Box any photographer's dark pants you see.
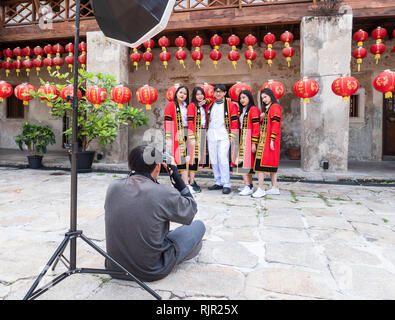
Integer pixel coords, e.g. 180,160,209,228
167,220,205,264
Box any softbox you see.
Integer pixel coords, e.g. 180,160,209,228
90,0,176,48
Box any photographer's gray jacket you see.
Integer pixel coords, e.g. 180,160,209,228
104,174,197,282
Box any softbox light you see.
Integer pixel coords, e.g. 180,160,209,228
90,0,176,48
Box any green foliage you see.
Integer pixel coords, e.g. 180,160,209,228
15,122,56,155
31,69,149,151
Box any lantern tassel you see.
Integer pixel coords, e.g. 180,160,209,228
247,60,252,70
0,98,3,102
118,104,123,109
375,54,380,64
94,104,100,109
303,98,310,104
196,61,201,69
232,61,237,70
146,104,151,110
385,92,393,99
342,96,349,102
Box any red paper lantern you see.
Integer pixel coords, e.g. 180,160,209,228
33,46,44,58
209,49,222,68
353,29,368,47
227,35,240,50
143,39,155,51
263,33,276,48
263,48,276,66
3,48,13,61
79,42,87,54
78,54,87,69
142,51,154,70
86,86,107,109
200,83,215,100
13,60,24,76
60,85,82,104
175,36,187,49
136,84,158,110
192,50,203,69
352,47,368,72
158,36,170,49
14,83,36,105
331,75,359,101
13,47,22,60
33,58,44,75
22,59,33,76
282,46,295,67
373,70,395,99
110,85,132,109
261,80,285,100
370,42,386,64
175,49,187,68
371,26,387,43
293,77,319,103
280,31,294,47
65,55,74,71
22,46,33,59
210,34,223,49
166,84,181,102
192,36,204,48
244,49,257,70
244,34,257,48
130,49,142,71
229,82,252,102
65,43,75,55
44,44,53,57
0,81,13,102
159,51,171,68
44,57,53,72
3,61,13,77
52,43,64,56
53,56,64,71
38,83,59,107
228,50,240,69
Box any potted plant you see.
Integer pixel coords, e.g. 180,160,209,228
32,69,149,171
15,122,56,169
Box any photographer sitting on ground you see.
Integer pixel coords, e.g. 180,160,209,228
104,145,205,282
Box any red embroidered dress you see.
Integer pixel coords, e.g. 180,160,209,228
187,102,209,171
235,106,261,174
164,101,188,170
254,103,282,172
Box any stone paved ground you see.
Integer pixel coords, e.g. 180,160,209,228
1,167,395,300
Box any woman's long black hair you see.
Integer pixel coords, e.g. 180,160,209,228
260,88,278,110
173,85,190,107
238,90,256,115
191,86,205,107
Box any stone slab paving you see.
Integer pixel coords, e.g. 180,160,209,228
1,167,395,300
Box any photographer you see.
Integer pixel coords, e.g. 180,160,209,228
104,145,205,282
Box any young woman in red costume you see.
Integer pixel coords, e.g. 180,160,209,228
252,87,282,198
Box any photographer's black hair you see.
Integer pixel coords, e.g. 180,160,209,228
173,85,190,107
260,87,279,109
238,90,256,115
191,86,205,106
128,145,162,173
214,84,227,92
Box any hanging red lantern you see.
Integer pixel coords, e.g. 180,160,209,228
244,34,257,69
166,83,181,102
38,83,59,107
22,59,33,76
13,60,24,76
370,42,386,64
13,47,22,60
158,36,170,49
371,26,387,43
3,61,13,77
33,46,44,58
192,36,204,48
60,85,82,104
158,36,171,69
229,82,252,102
3,48,13,61
86,86,107,109
209,49,222,68
44,57,53,72
44,44,53,58
200,82,215,100
65,55,74,71
53,56,64,71
143,39,155,51
227,34,240,50
142,51,154,70
136,84,158,110
353,29,368,47
0,81,13,102
228,50,240,69
244,34,257,48
14,83,36,105
175,49,187,68
33,58,44,76
52,43,64,57
293,77,319,103
78,54,87,70
22,46,33,59
227,34,240,69
331,75,359,101
263,33,276,49
352,47,368,72
210,34,223,50
263,48,276,67
192,36,204,68
130,48,142,71
175,36,187,49
373,70,395,99
79,41,87,55
282,46,295,67
65,43,75,55
110,85,132,109
280,31,294,47
261,80,285,100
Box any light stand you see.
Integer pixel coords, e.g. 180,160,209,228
23,0,161,300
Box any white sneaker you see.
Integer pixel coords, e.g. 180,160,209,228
265,187,280,195
252,188,266,198
239,186,253,196
187,185,197,194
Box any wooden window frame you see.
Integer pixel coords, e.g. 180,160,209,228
349,88,365,128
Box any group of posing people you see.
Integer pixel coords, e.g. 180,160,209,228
164,84,282,198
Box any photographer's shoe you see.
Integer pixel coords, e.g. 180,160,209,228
208,184,223,191
222,187,231,194
187,185,197,194
191,181,202,193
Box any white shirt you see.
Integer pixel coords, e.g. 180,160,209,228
239,107,247,125
200,106,206,128
180,102,188,127
207,100,228,141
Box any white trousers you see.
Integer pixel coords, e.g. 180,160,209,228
208,138,231,188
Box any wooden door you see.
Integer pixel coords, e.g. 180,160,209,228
383,95,395,156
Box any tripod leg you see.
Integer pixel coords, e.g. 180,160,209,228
79,233,162,300
23,235,71,300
